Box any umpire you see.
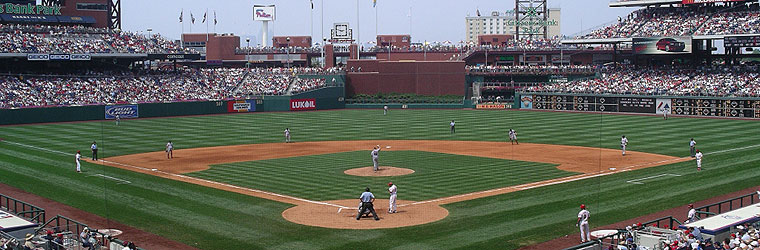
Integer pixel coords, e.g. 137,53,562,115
356,187,380,221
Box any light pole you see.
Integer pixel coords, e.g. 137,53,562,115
147,28,152,37
286,37,291,68
246,38,250,69
322,37,327,68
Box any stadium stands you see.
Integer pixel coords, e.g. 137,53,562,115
0,68,333,108
526,65,760,97
0,24,194,54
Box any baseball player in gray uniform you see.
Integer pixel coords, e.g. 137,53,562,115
166,141,173,159
371,145,381,171
621,135,628,156
689,138,697,157
284,128,291,143
509,129,519,145
388,182,397,213
450,120,455,134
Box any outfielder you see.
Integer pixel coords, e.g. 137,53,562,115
388,182,397,214
509,129,519,145
90,141,98,161
166,141,173,159
577,204,590,243
450,120,456,134
689,138,697,157
371,145,381,171
621,135,628,156
284,128,291,143
695,149,703,171
115,114,120,126
75,150,81,173
384,105,388,115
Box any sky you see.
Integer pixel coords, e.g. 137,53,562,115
123,0,640,44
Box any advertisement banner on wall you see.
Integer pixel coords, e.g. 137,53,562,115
227,100,256,113
290,99,316,111
105,105,138,119
476,104,509,110
520,96,533,109
656,99,672,115
619,97,656,113
682,0,746,4
633,37,692,54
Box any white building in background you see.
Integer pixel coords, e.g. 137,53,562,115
465,8,561,44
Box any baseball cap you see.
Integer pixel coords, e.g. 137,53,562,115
580,204,586,209
388,182,393,186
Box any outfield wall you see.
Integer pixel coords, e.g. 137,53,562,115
0,86,345,125
516,92,760,118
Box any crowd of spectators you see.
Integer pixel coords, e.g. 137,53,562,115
526,65,760,97
0,67,334,108
467,65,597,75
580,4,760,39
0,24,194,54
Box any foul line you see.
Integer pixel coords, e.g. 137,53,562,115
626,174,681,185
5,140,760,210
88,174,131,185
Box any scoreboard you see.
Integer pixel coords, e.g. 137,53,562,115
525,94,760,118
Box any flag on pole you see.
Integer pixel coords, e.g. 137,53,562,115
373,0,377,7
190,12,195,24
179,9,183,23
214,11,217,25
311,0,314,9
202,11,207,23
476,9,481,16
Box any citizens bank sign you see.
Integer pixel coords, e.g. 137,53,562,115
290,99,316,111
0,4,62,15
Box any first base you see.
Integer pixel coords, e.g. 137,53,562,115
386,146,391,149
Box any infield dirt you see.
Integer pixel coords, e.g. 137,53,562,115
95,140,688,229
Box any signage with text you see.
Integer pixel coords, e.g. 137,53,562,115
0,3,61,15
27,54,91,61
227,100,256,113
105,105,139,119
290,99,316,111
633,37,692,55
476,104,510,110
253,5,275,21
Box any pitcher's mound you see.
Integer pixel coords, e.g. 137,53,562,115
344,166,415,177
282,199,448,229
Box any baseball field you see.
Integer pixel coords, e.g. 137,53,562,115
1,109,759,249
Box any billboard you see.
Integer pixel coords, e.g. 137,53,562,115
619,97,655,113
27,54,91,61
290,99,316,111
227,100,256,113
253,5,275,21
656,99,672,115
476,104,509,110
633,37,692,55
105,105,139,119
725,36,760,47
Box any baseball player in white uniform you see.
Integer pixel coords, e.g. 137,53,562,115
115,114,120,126
686,204,697,223
509,129,519,145
689,138,697,157
284,128,291,143
371,145,381,171
388,182,397,213
166,141,173,159
75,151,81,172
621,135,628,156
695,150,703,171
577,204,590,243
384,105,388,115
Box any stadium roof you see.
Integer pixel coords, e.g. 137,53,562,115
562,33,760,44
609,0,681,7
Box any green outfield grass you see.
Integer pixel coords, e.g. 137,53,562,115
0,109,759,249
186,150,572,201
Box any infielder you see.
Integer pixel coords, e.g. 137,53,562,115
689,138,697,157
384,105,388,115
166,141,173,159
450,120,456,134
621,135,628,156
75,150,81,173
90,141,98,161
284,128,291,143
577,204,590,243
388,182,397,214
509,129,519,145
695,149,703,171
371,145,381,171
356,187,380,221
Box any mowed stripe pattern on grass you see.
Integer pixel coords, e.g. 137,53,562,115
186,150,574,201
1,109,759,249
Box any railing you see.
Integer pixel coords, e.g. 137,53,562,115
641,215,683,229
0,231,22,250
0,193,45,224
563,229,628,250
694,192,759,221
